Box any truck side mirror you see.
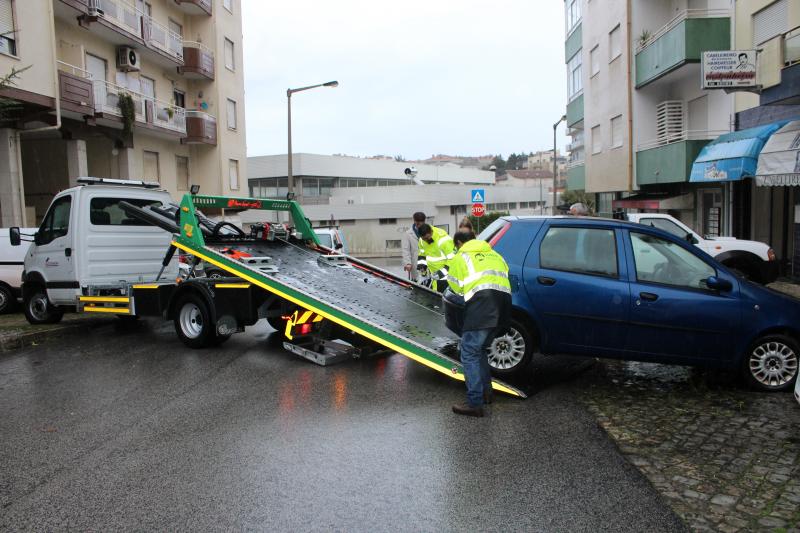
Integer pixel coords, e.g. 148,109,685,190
9,227,20,246
335,242,343,250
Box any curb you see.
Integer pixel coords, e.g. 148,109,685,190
0,317,115,353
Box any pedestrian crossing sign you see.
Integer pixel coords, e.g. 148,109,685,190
471,189,485,203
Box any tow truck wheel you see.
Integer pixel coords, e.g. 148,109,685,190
23,286,63,325
174,294,216,349
487,318,533,378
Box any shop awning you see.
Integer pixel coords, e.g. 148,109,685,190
689,121,789,183
755,120,800,186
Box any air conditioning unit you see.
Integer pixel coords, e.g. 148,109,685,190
117,47,140,72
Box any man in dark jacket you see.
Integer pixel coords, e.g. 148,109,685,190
446,231,512,417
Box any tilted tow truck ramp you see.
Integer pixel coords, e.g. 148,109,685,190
174,194,526,398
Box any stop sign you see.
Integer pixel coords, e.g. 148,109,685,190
471,203,485,217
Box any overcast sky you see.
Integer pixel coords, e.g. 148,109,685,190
241,0,567,160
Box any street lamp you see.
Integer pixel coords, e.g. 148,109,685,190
287,81,338,198
552,114,567,214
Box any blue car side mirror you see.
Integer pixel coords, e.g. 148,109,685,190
706,276,732,292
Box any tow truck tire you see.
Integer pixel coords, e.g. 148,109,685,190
23,286,63,325
486,318,534,378
174,293,216,349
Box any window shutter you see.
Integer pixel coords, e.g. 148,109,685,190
656,100,685,145
753,0,787,46
0,0,15,37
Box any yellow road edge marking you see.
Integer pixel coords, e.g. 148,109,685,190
172,241,523,397
133,284,159,289
84,307,130,314
79,296,130,303
214,283,251,289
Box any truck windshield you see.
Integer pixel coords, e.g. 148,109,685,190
90,198,162,226
315,233,333,248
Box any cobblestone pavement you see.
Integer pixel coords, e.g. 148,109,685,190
577,360,800,532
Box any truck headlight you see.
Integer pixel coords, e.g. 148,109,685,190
767,248,776,261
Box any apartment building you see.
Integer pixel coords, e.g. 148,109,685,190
0,0,247,226
564,0,734,226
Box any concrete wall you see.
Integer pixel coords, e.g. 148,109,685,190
583,0,630,193
0,1,57,100
20,138,68,222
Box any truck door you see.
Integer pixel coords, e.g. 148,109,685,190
31,194,76,304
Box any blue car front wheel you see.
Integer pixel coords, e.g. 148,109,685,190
744,334,799,392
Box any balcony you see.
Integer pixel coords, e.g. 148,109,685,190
142,14,183,63
91,80,187,137
173,0,212,16
635,10,730,88
56,0,185,69
182,111,217,145
566,93,583,127
179,42,214,80
57,61,95,118
566,163,585,191
636,131,726,185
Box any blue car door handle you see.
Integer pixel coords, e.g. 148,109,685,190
537,276,556,286
639,292,658,302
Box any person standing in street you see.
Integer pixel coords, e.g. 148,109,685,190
458,217,473,233
446,231,512,417
402,212,426,281
417,223,456,292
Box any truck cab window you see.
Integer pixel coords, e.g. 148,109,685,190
90,197,162,226
37,196,72,245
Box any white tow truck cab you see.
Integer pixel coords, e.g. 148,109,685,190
625,213,778,284
9,178,177,324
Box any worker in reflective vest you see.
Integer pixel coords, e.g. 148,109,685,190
446,231,511,417
417,223,455,292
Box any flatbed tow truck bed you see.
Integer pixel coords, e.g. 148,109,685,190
79,194,525,398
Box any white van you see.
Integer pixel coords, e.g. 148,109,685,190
0,227,37,313
9,178,177,324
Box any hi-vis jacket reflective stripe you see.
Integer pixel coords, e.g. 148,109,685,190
417,226,455,274
447,239,511,302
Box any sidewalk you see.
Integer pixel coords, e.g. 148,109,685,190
0,313,115,353
768,280,800,300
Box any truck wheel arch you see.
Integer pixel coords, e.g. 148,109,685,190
166,282,217,325
715,250,765,283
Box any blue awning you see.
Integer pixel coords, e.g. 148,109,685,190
690,121,790,183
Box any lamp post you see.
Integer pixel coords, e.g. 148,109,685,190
553,114,566,214
287,81,338,199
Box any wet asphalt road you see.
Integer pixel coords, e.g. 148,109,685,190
0,319,685,532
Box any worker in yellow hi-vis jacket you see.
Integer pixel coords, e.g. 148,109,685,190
446,230,511,417
416,223,455,292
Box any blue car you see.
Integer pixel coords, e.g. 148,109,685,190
447,216,800,392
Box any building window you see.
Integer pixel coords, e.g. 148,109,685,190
0,0,17,56
565,0,581,34
385,240,401,250
229,159,239,190
223,0,233,12
143,151,160,182
176,156,189,190
611,115,623,148
226,99,237,130
591,125,602,154
224,38,235,70
753,0,787,46
339,219,355,225
590,45,600,77
173,89,186,109
379,218,397,225
609,24,621,62
567,50,582,101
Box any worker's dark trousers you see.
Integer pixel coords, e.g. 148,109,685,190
460,328,494,407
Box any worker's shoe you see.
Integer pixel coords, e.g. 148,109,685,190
483,390,494,405
452,403,484,417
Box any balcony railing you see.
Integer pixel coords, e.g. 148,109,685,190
92,79,146,122
147,98,186,134
637,130,729,152
94,0,142,38
636,9,729,53
180,41,214,79
57,61,95,114
183,110,217,145
143,15,183,62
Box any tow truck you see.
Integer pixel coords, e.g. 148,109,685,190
78,193,526,399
